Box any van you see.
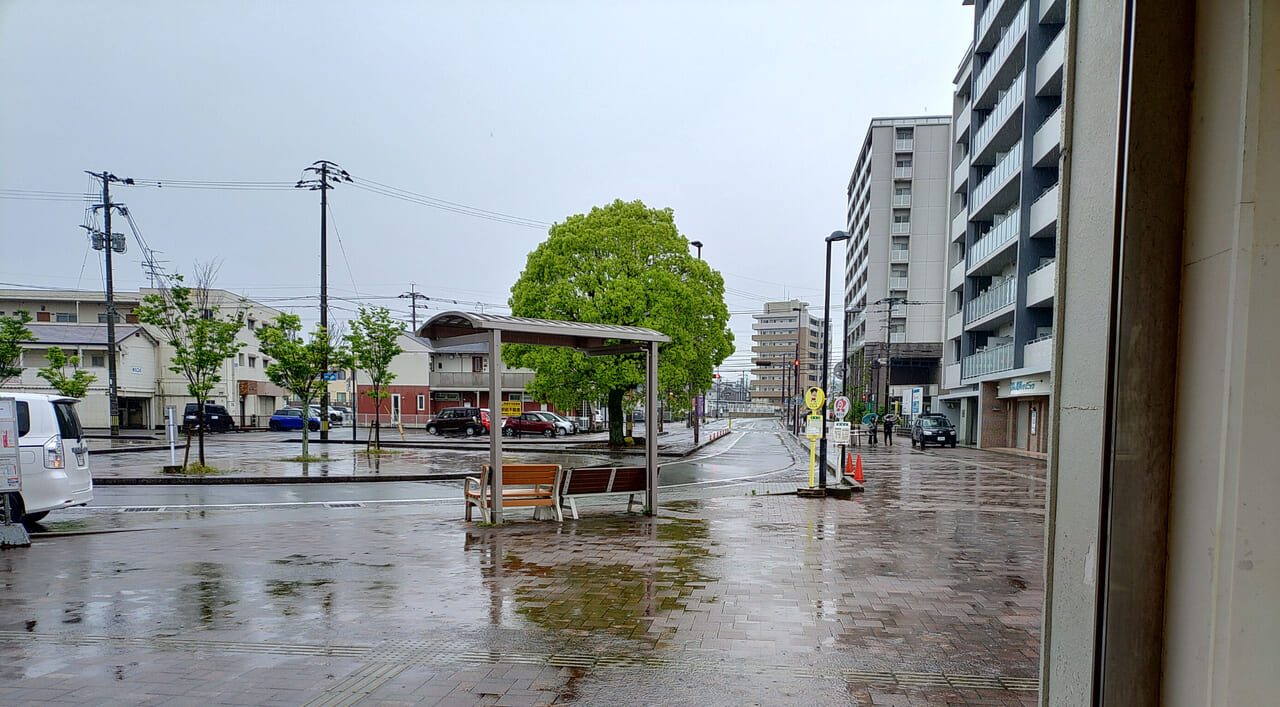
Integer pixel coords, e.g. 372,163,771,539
7,393,93,523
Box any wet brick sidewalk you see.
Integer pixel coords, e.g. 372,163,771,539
0,421,1046,704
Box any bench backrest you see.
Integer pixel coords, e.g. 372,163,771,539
481,464,561,486
562,466,649,494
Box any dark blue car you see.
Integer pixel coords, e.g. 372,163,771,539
268,408,321,431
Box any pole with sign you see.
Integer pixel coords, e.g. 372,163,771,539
831,395,851,481
803,387,824,488
0,398,30,546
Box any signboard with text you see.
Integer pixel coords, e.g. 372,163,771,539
805,414,823,437
832,396,851,420
805,387,825,412
501,400,523,417
0,398,20,492
831,421,851,445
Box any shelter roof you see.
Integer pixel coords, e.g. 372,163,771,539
418,312,669,356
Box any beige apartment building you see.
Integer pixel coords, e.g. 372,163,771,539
748,300,822,422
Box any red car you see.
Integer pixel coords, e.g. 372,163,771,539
501,413,557,438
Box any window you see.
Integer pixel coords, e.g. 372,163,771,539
238,353,246,366
472,356,484,373
246,318,256,330
90,354,105,368
97,313,121,323
417,394,426,410
16,401,29,437
248,356,256,368
895,127,913,140
336,393,346,403
55,313,77,323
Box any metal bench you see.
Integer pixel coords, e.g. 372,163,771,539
559,466,649,520
464,464,563,523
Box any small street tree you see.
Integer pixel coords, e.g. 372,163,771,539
346,307,403,451
37,346,97,398
506,199,734,445
255,314,349,459
0,310,35,388
134,269,245,468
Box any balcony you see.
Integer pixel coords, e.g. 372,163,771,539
889,276,909,291
895,139,915,152
1033,107,1063,167
965,277,1017,324
961,342,1015,380
1030,183,1059,238
950,258,966,290
975,3,1029,105
891,221,911,235
952,208,969,240
1040,0,1066,24
972,71,1025,161
976,0,1012,52
1026,258,1056,306
955,107,972,144
890,248,910,263
890,332,906,344
431,371,534,389
971,141,1023,218
953,153,970,194
946,310,964,340
893,194,912,207
1023,335,1053,372
1036,29,1065,97
944,362,962,389
967,211,1020,269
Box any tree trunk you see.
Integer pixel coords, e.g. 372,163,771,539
197,405,206,466
301,407,310,458
607,389,625,445
374,390,382,451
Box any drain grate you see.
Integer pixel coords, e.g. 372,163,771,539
326,503,363,509
121,507,163,512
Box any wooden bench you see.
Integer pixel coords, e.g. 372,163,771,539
559,466,650,520
464,464,563,523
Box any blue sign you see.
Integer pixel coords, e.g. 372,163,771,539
322,372,339,381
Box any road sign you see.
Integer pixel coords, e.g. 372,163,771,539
831,421,851,445
805,387,825,412
322,372,339,381
501,400,522,417
805,414,823,437
832,396,851,420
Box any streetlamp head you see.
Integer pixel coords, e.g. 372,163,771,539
690,240,703,249
826,230,851,243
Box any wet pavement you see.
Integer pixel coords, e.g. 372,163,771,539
0,418,1047,704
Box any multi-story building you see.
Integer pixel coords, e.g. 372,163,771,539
937,0,1063,451
2,288,289,429
842,117,951,416
749,300,822,420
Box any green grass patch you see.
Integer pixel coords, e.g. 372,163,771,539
359,448,403,455
282,455,329,462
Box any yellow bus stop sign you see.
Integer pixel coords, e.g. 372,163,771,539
805,387,825,412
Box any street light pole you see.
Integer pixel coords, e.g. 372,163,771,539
689,240,704,443
819,231,851,486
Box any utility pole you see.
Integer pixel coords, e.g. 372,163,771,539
399,284,429,332
297,160,351,441
86,171,131,437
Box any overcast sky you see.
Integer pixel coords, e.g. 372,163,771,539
0,0,972,376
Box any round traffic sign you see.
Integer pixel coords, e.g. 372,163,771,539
832,396,851,420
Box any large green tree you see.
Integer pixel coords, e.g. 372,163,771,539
134,271,246,467
505,199,734,444
37,346,97,399
255,315,350,459
0,310,35,388
346,307,403,451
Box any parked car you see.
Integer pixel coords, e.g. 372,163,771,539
426,407,489,436
527,411,573,436
306,406,343,426
183,402,235,432
911,414,957,448
269,408,321,431
330,406,352,424
6,393,93,524
502,413,557,438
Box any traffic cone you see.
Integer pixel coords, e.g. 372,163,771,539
853,453,865,484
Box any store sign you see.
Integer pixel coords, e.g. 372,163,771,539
1003,376,1048,397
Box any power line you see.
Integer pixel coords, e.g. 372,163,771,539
348,176,551,229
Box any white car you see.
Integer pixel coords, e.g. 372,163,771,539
6,393,93,523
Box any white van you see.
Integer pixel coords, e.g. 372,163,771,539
7,393,93,523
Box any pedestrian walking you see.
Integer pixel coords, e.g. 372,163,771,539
883,414,896,446
867,415,878,445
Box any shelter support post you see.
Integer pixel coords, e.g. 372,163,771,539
489,328,504,523
646,340,659,515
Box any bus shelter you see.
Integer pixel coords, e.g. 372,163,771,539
418,312,671,524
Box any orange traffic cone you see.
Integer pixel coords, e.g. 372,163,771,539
853,453,865,484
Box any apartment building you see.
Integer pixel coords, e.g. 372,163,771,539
2,288,288,429
749,300,822,417
842,117,951,416
937,0,1064,451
